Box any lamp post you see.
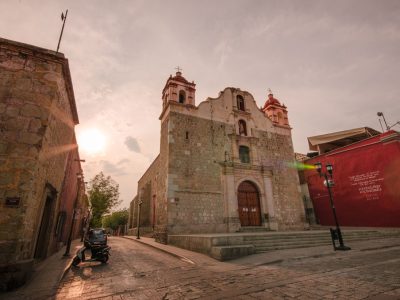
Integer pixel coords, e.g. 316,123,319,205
136,199,143,239
314,162,351,251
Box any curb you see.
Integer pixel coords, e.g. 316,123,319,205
121,236,195,264
58,241,83,285
59,256,74,283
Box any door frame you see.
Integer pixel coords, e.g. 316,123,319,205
237,180,262,226
34,183,57,260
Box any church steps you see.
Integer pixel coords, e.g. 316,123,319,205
168,229,400,260
246,235,394,246
243,230,400,253
253,236,393,252
240,230,400,240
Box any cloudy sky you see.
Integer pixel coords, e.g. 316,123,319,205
1,0,399,209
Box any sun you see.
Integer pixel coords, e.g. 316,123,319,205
77,128,106,155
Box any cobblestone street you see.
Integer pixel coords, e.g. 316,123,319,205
53,237,400,300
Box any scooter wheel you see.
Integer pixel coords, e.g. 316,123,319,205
72,256,81,266
101,255,109,264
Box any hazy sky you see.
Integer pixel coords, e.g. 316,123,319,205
1,0,399,209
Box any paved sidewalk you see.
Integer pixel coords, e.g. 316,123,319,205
2,239,82,300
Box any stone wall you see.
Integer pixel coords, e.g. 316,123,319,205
136,156,159,227
154,119,169,242
257,131,306,230
165,110,306,233
0,38,79,290
166,112,229,234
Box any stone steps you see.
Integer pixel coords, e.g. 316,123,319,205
243,230,400,253
168,229,400,261
238,226,271,233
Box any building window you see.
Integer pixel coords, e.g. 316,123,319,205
237,95,245,111
238,120,247,136
179,90,186,104
239,145,250,163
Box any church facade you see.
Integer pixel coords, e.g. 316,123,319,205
128,71,307,243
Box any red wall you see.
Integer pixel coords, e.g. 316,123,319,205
58,148,81,242
304,131,400,227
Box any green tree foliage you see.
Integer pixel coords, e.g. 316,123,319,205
102,209,129,230
88,172,120,227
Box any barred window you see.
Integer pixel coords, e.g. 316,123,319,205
239,146,250,163
237,95,245,111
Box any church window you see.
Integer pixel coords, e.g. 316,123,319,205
239,146,250,163
237,95,245,111
238,120,247,136
179,90,186,104
185,131,189,139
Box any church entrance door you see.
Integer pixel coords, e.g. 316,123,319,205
237,181,261,226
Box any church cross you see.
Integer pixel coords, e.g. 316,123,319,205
175,66,182,73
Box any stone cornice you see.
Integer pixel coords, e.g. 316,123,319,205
0,37,79,124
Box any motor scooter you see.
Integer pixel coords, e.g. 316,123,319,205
72,228,111,266
72,242,111,266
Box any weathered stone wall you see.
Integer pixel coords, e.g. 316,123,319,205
0,38,79,290
164,110,305,233
136,156,159,228
256,131,306,230
154,119,169,242
166,112,229,234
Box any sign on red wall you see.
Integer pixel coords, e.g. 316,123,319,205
305,131,400,227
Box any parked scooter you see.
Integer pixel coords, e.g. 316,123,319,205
72,228,111,266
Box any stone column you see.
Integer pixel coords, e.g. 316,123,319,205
222,165,240,232
263,170,278,230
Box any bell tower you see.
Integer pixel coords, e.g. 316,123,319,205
262,89,290,127
161,68,196,109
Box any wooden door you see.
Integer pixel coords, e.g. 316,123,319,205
34,196,53,259
237,181,261,226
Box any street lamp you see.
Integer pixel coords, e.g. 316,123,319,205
136,199,143,239
314,162,351,251
377,112,390,131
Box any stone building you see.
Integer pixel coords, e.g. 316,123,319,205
128,71,307,243
0,38,86,290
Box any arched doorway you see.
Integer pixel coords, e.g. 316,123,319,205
237,181,261,226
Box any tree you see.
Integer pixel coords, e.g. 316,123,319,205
102,209,129,231
88,172,121,228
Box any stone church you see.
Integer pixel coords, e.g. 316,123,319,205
128,71,307,243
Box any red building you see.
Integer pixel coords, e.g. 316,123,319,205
304,128,400,227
